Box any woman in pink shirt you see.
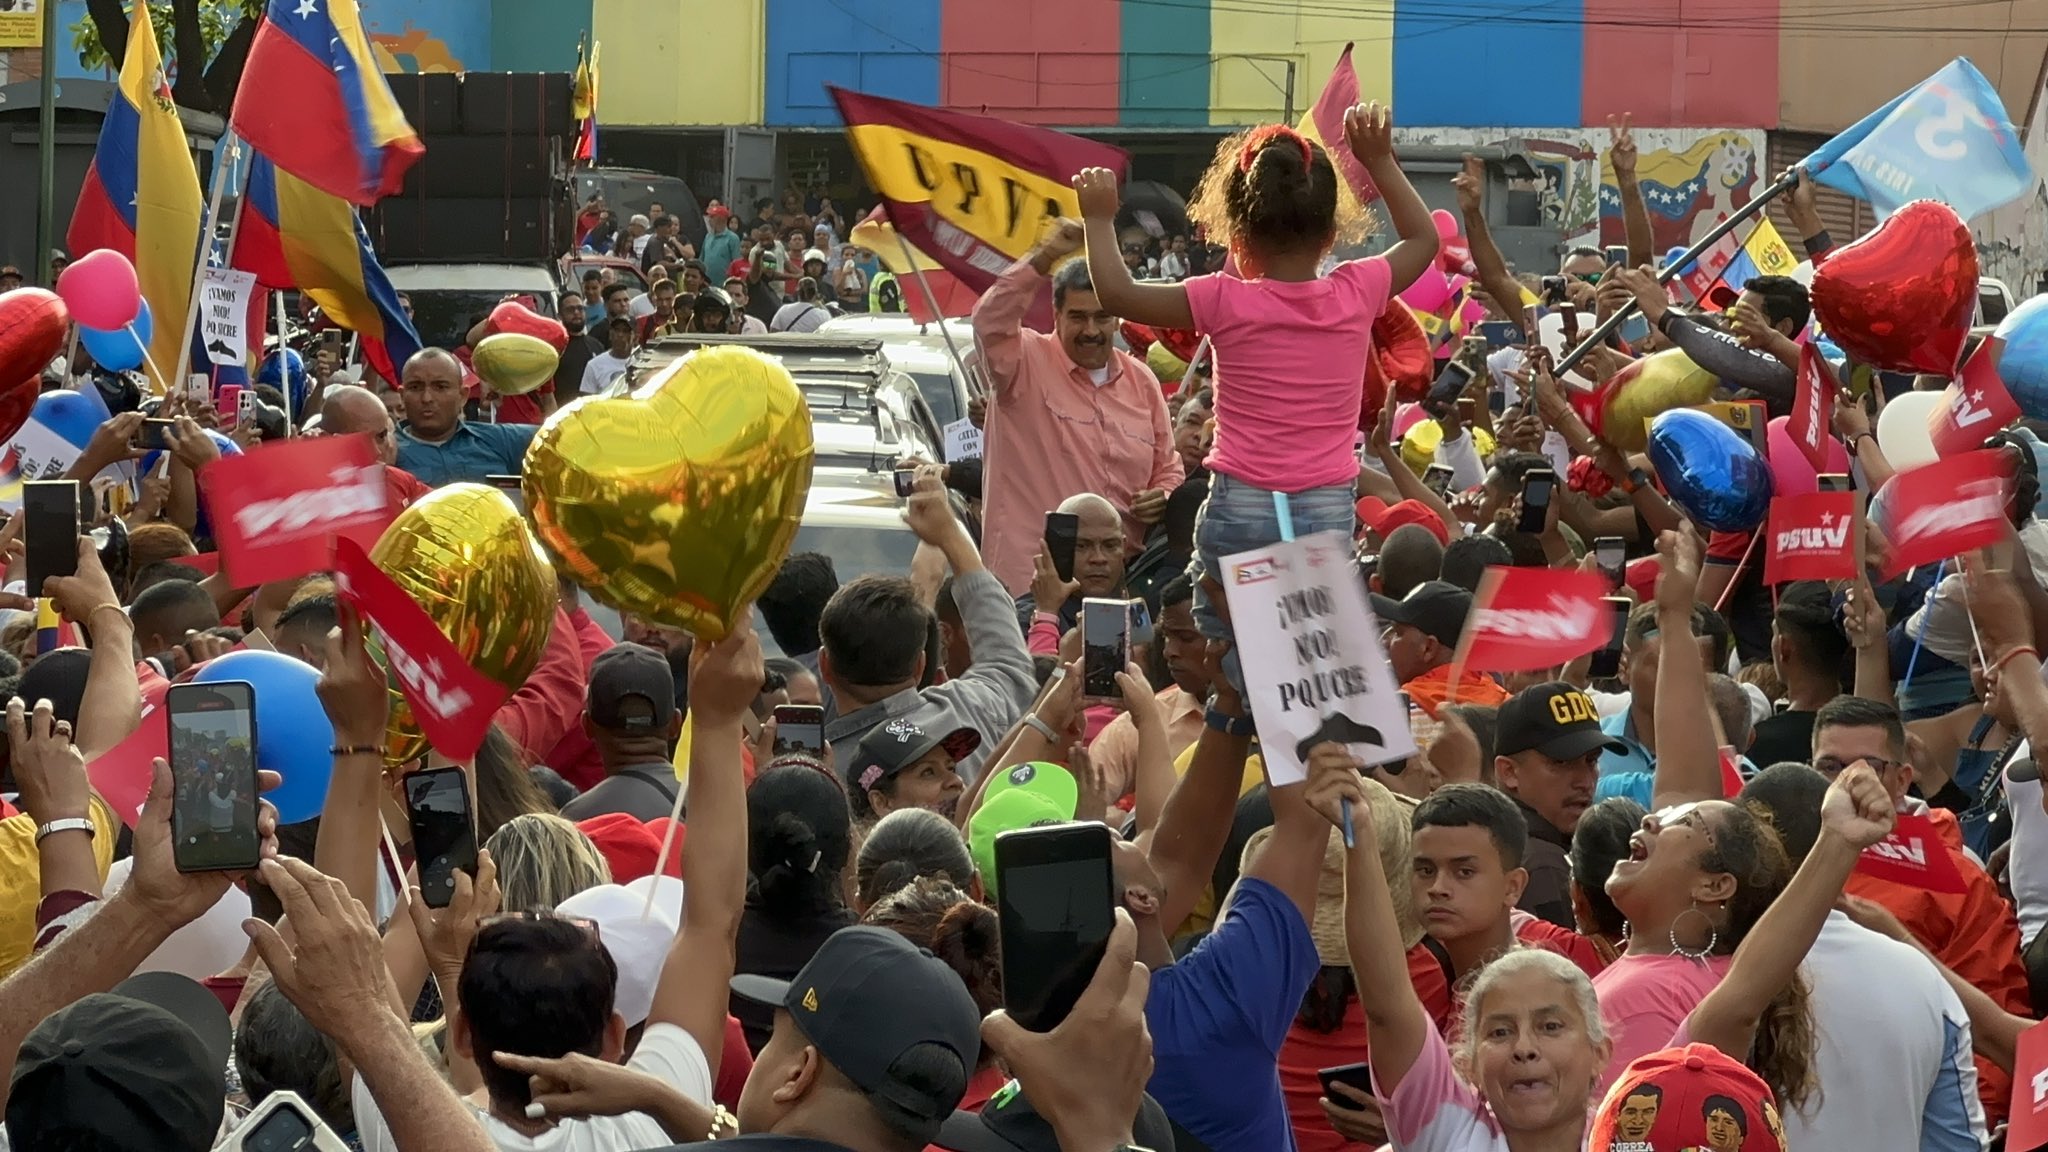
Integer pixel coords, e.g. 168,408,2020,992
1073,103,1439,672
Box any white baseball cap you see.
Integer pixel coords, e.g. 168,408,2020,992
556,875,686,1026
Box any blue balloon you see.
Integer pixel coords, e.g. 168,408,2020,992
1996,294,2048,419
27,389,110,452
79,299,153,372
1662,246,1695,276
1646,408,1774,532
193,650,334,824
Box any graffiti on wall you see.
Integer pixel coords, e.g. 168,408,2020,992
369,26,467,73
1406,126,1767,256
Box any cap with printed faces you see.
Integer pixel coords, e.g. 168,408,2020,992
1590,1043,1787,1152
1496,681,1628,762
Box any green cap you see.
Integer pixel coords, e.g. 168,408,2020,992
968,790,1071,896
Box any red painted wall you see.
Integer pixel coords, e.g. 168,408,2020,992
939,0,1121,124
1580,0,1779,127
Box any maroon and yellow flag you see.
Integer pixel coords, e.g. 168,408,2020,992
1297,44,1378,206
831,87,1129,329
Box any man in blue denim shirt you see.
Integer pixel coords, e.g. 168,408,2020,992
392,348,540,487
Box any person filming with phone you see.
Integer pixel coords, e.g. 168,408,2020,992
1018,493,1129,646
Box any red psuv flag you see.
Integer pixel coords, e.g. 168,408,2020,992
332,538,507,763
1763,491,1859,584
1458,567,1614,673
1853,809,1967,893
1788,342,1838,473
86,678,170,827
200,433,393,587
2008,1021,2048,1152
1877,449,2015,579
1928,342,2020,458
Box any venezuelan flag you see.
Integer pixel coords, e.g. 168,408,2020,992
34,599,81,656
65,1,202,392
1698,217,1802,308
231,153,421,384
230,0,421,206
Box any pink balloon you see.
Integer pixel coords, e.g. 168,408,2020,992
1398,268,1452,313
56,250,140,331
1765,415,1849,496
1431,209,1461,241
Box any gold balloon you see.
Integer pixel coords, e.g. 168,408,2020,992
523,344,814,642
369,483,557,766
473,332,560,396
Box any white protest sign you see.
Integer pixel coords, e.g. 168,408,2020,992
1220,531,1416,785
942,417,983,460
199,268,257,367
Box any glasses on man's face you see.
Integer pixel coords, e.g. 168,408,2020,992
481,910,602,944
1813,755,1903,778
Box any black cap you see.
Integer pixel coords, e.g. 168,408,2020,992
18,647,94,728
732,925,983,1142
850,702,982,794
935,1080,1176,1152
586,643,677,733
1497,681,1628,761
1370,580,1471,648
6,971,232,1152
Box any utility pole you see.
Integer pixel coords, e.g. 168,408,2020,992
35,0,58,285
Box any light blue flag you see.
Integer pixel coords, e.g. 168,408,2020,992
1800,57,2032,221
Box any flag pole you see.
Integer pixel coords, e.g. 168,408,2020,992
889,229,978,421
172,132,244,399
1555,170,1799,375
275,286,293,429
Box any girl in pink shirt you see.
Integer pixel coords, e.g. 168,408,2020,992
1075,104,1439,666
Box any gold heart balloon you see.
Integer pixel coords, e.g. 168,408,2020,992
369,482,557,766
473,332,560,396
523,343,814,641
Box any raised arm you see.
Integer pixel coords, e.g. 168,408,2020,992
1346,103,1439,295
1073,169,1194,329
1609,117,1655,270
643,618,761,1076
1452,155,1531,334
1650,524,1724,808
1685,765,1892,1058
1148,639,1253,931
972,221,1085,400
1303,747,1431,1092
47,539,135,759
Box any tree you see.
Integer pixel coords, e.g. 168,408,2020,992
70,0,264,115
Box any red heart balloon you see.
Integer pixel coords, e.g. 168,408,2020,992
1811,199,1977,375
489,300,569,352
0,288,70,392
0,379,38,445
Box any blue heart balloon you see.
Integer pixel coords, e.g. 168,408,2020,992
1646,408,1774,532
193,650,334,825
78,299,153,373
1996,294,2048,419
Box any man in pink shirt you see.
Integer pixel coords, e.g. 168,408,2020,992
972,219,1183,596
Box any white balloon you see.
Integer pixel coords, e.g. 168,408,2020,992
1876,390,1944,470
105,856,251,981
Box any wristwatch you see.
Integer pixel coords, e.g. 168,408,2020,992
1204,707,1254,737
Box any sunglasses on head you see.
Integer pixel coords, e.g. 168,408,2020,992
481,910,602,944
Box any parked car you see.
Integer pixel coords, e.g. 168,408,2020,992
559,254,648,298
816,313,980,430
384,262,560,352
571,167,705,251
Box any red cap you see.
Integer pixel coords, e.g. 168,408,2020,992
726,259,751,280
706,204,732,219
1355,496,1450,546
576,813,685,884
1590,1043,1786,1152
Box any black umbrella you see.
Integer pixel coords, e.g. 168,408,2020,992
1117,180,1190,240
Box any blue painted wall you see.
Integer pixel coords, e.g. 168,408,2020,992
765,0,940,126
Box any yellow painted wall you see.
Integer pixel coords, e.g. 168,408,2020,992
1208,4,1391,126
593,0,765,126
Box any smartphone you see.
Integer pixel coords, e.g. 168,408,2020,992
136,417,174,451
168,681,260,874
893,466,917,499
1478,321,1521,349
1516,468,1556,534
219,1090,352,1152
1604,244,1630,268
1081,596,1130,703
484,474,523,490
1423,464,1456,498
216,383,244,425
1427,360,1475,407
1594,536,1626,590
1816,473,1853,493
1541,275,1568,305
22,480,80,594
772,704,826,756
1318,1062,1376,1111
237,389,258,425
1044,512,1080,583
1588,596,1631,679
404,767,477,909
184,375,211,407
994,822,1116,1032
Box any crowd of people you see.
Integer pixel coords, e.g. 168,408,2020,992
0,96,2043,1152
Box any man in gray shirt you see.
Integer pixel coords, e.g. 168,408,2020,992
822,466,1035,784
